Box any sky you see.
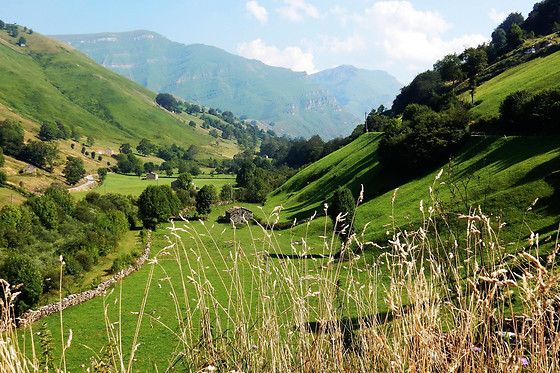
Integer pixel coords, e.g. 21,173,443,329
1,0,538,84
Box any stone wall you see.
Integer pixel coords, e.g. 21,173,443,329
16,231,152,327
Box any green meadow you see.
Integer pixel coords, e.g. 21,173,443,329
71,173,236,199
470,50,560,118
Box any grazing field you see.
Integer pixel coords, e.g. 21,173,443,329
469,50,560,118
0,187,26,205
266,133,560,246
12,192,560,371
71,173,236,199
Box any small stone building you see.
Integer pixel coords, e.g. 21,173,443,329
146,172,158,180
225,206,253,223
21,165,37,174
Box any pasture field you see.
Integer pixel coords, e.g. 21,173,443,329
469,50,560,118
23,203,352,370
0,187,26,206
267,133,560,246
71,173,236,199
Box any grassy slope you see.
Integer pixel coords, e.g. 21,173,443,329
0,27,228,154
265,133,560,244
0,27,243,197
470,49,560,118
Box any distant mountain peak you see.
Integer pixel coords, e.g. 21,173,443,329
53,30,400,138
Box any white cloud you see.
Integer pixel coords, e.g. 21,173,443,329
321,34,367,54
488,8,508,24
237,38,316,73
277,0,320,22
246,1,268,23
353,1,486,65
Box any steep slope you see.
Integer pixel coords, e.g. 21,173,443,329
266,133,560,244
52,31,360,139
0,27,225,154
309,65,402,118
470,47,560,118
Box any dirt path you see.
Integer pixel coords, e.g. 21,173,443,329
68,174,97,192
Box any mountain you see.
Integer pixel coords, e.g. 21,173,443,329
52,31,362,139
309,65,402,118
0,26,236,181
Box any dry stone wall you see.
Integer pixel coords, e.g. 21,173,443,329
17,231,152,326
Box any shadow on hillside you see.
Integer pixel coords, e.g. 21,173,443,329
269,252,340,260
302,310,394,334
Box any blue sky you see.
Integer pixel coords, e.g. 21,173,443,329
1,0,537,83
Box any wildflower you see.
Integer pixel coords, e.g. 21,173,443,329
520,357,529,366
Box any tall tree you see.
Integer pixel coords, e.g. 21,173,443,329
0,119,24,156
137,185,180,229
460,48,488,80
0,254,43,316
63,156,86,185
196,185,217,216
433,54,464,85
329,187,356,240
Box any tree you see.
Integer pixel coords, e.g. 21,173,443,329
220,184,233,202
17,36,26,46
491,28,507,52
0,170,6,186
0,119,24,156
0,146,4,167
497,12,525,33
20,141,58,171
136,138,156,156
119,143,132,155
507,23,524,49
196,185,217,216
433,54,464,85
137,185,180,229
26,196,59,230
329,187,356,240
0,254,43,316
156,93,182,113
63,156,86,185
144,162,156,173
392,70,443,114
44,185,75,216
175,172,193,190
460,48,488,80
98,167,108,182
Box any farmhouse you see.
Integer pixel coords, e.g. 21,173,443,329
146,172,158,180
225,206,253,223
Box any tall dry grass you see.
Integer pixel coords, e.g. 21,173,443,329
2,175,560,372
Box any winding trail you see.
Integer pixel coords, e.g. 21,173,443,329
68,174,97,192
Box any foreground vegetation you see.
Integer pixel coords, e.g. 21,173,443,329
2,184,559,371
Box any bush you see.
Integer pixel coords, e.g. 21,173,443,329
0,253,43,315
75,250,93,271
109,254,132,274
0,170,7,185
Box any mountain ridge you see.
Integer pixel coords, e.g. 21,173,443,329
52,30,400,139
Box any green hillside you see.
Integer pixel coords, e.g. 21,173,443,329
0,28,223,153
468,36,560,118
52,31,360,139
266,132,560,244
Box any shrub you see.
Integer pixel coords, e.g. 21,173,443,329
0,253,43,315
75,250,93,272
109,254,132,274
